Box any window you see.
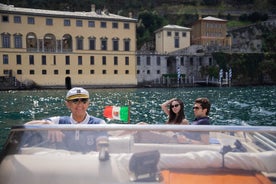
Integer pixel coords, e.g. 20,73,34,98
3,70,11,75
78,70,83,74
137,56,140,65
174,38,179,48
90,70,94,74
42,55,46,65
14,16,21,23
167,31,171,36
125,57,129,65
14,34,22,48
175,32,179,37
88,21,95,27
76,37,83,50
30,70,35,75
113,38,119,51
146,56,151,65
157,57,161,66
16,55,21,65
101,38,107,50
66,70,70,74
1,33,10,48
114,56,118,65
29,55,34,65
209,57,212,65
112,22,118,28
124,23,129,29
102,56,106,65
182,32,186,37
54,70,59,75
190,57,193,66
89,37,96,50
157,70,160,74
125,70,129,74
28,17,35,24
3,55,8,64
137,70,140,74
100,22,107,28
64,19,70,26
76,20,83,27
62,34,72,51
53,55,56,65
147,70,150,74
181,57,184,66
2,15,9,22
124,39,130,51
46,18,53,25
199,57,202,66
102,70,106,74
65,56,70,65
114,70,118,74
17,70,22,75
90,56,94,65
78,56,82,65
42,70,47,75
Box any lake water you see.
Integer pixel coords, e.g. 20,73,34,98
0,86,275,150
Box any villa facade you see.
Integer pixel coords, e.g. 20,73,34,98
191,16,229,46
154,25,191,54
0,3,137,88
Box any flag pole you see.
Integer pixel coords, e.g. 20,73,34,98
128,100,131,124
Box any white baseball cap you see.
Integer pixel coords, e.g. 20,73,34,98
66,87,89,100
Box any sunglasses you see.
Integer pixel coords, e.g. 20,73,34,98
69,98,89,104
171,104,180,108
193,106,201,110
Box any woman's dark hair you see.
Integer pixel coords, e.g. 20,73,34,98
167,99,185,124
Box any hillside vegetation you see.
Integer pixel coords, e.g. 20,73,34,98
1,0,275,49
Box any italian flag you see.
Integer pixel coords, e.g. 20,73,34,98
103,106,129,122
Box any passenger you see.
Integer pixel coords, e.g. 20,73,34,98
176,97,211,144
191,97,211,125
161,98,188,125
25,87,106,152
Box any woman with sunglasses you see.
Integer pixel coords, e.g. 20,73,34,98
161,98,188,125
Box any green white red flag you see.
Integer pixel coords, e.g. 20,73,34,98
103,106,129,122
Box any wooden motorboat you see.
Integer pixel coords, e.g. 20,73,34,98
0,124,275,184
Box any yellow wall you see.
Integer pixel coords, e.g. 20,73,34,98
0,4,137,87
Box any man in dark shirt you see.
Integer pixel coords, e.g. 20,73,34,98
191,97,211,125
177,98,211,144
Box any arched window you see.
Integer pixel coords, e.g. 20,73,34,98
44,33,56,52
26,32,37,51
62,34,72,52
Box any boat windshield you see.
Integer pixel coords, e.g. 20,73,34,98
0,124,275,184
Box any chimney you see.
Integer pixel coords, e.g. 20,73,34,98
129,12,133,18
91,4,95,12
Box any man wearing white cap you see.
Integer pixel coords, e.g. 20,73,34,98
27,87,106,125
26,87,107,152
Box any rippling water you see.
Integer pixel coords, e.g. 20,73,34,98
0,86,275,149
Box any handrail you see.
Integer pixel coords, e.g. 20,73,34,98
11,124,276,133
